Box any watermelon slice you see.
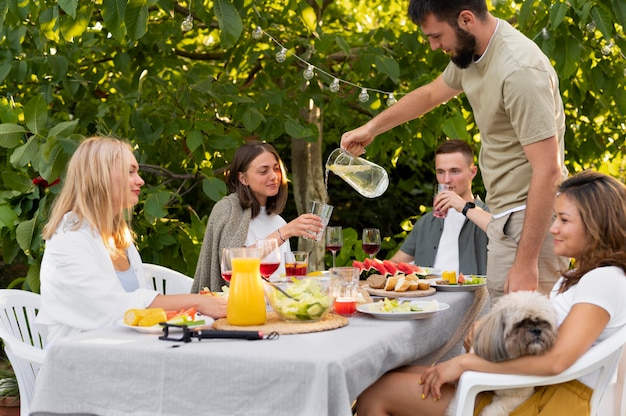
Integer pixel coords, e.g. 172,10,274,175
396,262,414,275
363,258,374,271
370,259,388,276
382,260,400,275
352,260,366,273
411,264,428,276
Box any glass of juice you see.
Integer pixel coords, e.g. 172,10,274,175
255,238,281,281
220,248,233,283
284,251,309,279
330,266,359,316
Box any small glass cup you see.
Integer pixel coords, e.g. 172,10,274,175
329,266,360,316
284,251,309,279
303,200,333,242
433,184,451,218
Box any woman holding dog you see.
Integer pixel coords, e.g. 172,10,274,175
356,170,626,416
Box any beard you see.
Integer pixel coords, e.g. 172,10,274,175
451,25,477,69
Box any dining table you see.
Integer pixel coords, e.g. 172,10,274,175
30,289,487,416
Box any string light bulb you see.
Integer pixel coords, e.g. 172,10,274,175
358,88,370,103
329,78,340,93
303,65,315,80
586,22,596,33
252,26,263,40
601,43,613,55
276,48,287,63
181,15,193,32
386,93,397,106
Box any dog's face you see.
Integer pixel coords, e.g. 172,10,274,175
473,291,558,362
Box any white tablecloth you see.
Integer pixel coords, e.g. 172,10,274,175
31,291,479,416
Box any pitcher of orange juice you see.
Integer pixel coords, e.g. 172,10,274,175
226,247,266,326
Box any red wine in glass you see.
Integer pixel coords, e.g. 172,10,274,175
260,262,280,280
362,243,380,256
221,271,233,283
326,244,342,252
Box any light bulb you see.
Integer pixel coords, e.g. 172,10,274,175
329,78,340,93
358,88,370,103
252,26,263,40
303,65,315,80
181,15,193,32
386,93,397,106
586,22,596,33
601,44,613,55
276,48,287,63
541,28,549,40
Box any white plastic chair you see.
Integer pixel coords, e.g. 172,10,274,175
597,347,626,416
0,289,45,416
143,263,194,295
450,324,626,416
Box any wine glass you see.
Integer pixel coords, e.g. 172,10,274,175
325,226,343,268
362,228,381,259
220,248,233,283
255,238,281,281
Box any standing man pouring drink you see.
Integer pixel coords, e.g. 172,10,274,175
341,0,569,302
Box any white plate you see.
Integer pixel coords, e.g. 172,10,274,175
356,301,450,320
118,315,214,334
429,277,486,292
419,267,441,276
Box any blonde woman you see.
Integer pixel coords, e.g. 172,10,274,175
37,136,226,345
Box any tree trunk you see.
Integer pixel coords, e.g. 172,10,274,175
291,100,327,271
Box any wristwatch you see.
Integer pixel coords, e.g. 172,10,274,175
462,201,476,216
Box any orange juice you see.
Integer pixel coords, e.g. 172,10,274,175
227,256,266,326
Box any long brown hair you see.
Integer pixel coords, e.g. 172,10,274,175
43,136,135,257
226,141,288,218
558,170,626,291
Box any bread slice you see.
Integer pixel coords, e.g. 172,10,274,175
417,281,431,291
384,275,398,291
394,275,411,292
366,274,387,289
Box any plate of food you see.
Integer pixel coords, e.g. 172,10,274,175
420,267,442,276
430,274,486,291
357,299,450,320
363,273,435,298
119,307,213,333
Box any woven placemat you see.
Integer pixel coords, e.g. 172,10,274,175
212,312,348,335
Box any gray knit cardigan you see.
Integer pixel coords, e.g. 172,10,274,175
191,193,251,293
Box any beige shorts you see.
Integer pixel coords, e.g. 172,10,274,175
486,210,569,303
474,379,592,416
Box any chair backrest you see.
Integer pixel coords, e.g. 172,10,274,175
451,324,626,416
0,289,46,416
143,263,194,295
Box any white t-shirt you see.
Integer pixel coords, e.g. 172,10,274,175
245,207,291,277
549,266,626,387
433,208,465,274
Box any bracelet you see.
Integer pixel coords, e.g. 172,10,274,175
277,228,287,243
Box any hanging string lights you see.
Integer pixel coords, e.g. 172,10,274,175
251,25,398,106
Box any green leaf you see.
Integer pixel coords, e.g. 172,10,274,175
548,1,568,30
1,171,35,194
16,215,37,252
300,5,317,32
24,95,47,135
47,120,79,138
0,63,11,85
186,129,204,152
374,55,400,83
102,0,127,40
0,206,19,230
284,119,313,139
441,115,470,140
0,124,26,148
39,6,61,42
590,4,614,39
125,0,148,41
144,191,170,219
610,0,626,28
58,0,78,18
9,136,39,168
202,177,227,202
242,107,264,132
214,0,243,49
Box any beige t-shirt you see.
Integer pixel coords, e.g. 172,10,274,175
443,20,567,214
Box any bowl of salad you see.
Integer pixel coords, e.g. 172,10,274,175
264,278,333,322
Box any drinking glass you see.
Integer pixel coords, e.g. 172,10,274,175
255,239,281,281
362,228,381,259
433,184,452,218
325,226,343,268
220,248,233,283
329,267,360,316
284,251,309,279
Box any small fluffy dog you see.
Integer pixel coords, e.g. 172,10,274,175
446,291,558,416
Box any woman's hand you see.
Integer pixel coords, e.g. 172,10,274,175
197,295,227,318
283,214,323,240
419,356,466,400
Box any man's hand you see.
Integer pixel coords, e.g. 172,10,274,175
340,124,376,156
504,262,539,293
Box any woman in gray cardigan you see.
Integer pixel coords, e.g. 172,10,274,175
192,142,323,292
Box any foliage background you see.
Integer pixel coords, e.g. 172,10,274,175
0,0,624,291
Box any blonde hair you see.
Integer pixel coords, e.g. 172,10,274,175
43,136,135,256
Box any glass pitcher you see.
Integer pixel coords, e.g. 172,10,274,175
226,247,266,326
325,148,389,198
